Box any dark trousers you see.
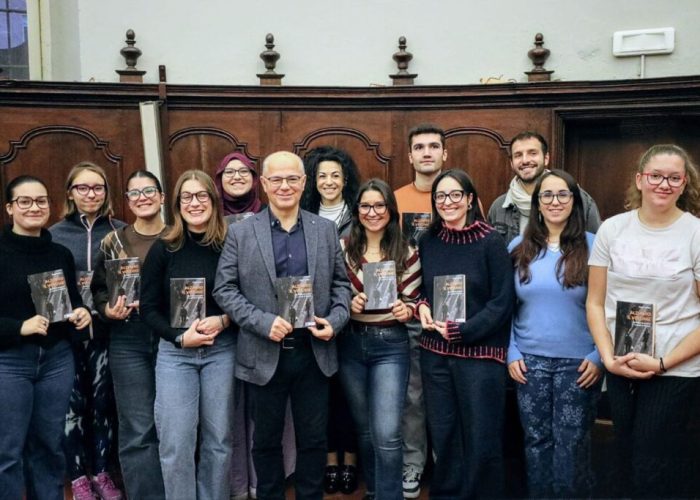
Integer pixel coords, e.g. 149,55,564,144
327,374,357,456
607,373,700,498
421,350,506,500
250,337,329,500
109,319,165,499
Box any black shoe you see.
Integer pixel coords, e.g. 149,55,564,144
324,465,340,494
340,464,358,495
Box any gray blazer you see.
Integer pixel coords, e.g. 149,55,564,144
213,208,351,386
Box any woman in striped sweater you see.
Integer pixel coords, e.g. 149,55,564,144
339,178,421,500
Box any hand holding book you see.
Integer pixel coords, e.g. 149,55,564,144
68,307,92,330
104,295,135,321
20,314,50,337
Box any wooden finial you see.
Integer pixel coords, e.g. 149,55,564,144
525,33,554,82
116,29,146,83
390,36,417,86
257,33,284,86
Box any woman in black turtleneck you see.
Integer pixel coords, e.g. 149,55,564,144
0,175,91,500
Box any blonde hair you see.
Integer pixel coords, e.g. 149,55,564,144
624,144,700,217
162,169,227,251
63,161,114,218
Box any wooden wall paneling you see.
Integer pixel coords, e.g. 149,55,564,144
556,105,700,220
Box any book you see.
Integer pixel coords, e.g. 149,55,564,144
76,270,95,313
275,276,315,328
433,274,466,323
402,212,431,247
363,260,397,310
614,301,655,356
27,269,73,323
105,257,140,307
170,278,206,328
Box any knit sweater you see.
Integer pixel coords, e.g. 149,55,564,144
507,233,601,366
418,220,514,362
140,231,236,345
0,226,83,350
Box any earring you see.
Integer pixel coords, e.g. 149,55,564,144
467,203,473,210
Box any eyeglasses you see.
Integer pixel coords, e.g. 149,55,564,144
433,190,465,204
179,191,210,204
641,172,686,188
358,203,388,215
539,190,573,205
71,184,106,196
263,175,304,189
222,167,252,178
12,196,50,210
125,186,160,201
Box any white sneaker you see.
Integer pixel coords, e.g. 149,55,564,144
402,468,422,498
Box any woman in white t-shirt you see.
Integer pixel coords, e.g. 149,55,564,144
587,144,700,498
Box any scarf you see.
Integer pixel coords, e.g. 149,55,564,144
505,176,532,218
215,152,263,215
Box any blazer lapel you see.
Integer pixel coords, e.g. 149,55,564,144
252,210,277,285
301,210,318,277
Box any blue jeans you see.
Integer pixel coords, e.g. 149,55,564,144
155,335,236,500
339,323,409,500
421,350,506,499
109,319,165,499
0,341,74,500
516,354,600,498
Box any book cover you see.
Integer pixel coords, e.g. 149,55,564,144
275,276,315,328
402,212,431,247
105,257,141,307
614,301,655,356
27,269,73,323
363,260,397,310
433,274,466,323
170,278,206,328
76,270,95,313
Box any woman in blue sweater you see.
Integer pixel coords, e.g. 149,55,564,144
508,169,602,497
416,169,514,499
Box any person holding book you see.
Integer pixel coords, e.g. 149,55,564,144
507,170,602,497
416,169,514,498
90,170,167,499
587,144,700,498
50,161,126,500
140,170,236,499
340,178,421,500
302,146,361,494
0,175,91,500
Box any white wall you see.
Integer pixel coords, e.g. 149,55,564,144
46,0,700,85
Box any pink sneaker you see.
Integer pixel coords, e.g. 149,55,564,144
71,475,98,500
91,472,123,500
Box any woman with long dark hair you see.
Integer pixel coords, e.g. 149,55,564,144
587,144,700,497
416,169,514,498
0,175,91,500
340,178,421,500
508,170,601,497
303,146,362,494
141,169,236,499
50,161,125,500
90,170,167,498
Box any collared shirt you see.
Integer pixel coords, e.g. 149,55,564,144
270,211,309,278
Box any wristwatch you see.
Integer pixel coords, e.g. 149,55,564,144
175,334,184,348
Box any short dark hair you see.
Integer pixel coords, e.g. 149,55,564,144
126,170,163,193
408,124,446,148
5,175,48,202
508,131,549,158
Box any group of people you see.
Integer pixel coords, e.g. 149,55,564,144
0,123,698,500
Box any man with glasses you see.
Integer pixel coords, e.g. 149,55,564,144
488,131,601,245
393,123,448,499
214,151,351,500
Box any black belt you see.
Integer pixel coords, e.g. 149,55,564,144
281,332,312,350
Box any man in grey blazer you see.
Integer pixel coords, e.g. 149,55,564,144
214,151,351,500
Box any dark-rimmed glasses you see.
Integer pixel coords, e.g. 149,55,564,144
539,190,573,205
358,203,388,215
433,190,465,204
641,172,686,188
12,196,50,209
71,184,106,196
263,175,304,189
223,167,252,178
125,186,160,201
179,191,210,204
